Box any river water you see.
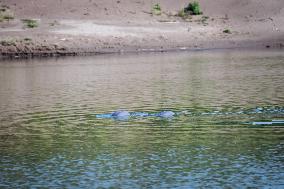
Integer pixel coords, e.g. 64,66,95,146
0,50,284,188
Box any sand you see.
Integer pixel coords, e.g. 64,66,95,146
0,0,283,57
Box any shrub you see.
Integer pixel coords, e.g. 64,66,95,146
24,38,32,41
0,6,14,22
177,9,185,17
0,14,14,22
22,19,38,28
3,14,14,20
223,29,231,34
184,1,202,15
177,1,202,19
152,3,162,15
201,15,209,24
0,40,16,46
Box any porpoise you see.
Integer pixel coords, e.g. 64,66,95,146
111,110,130,117
156,111,175,118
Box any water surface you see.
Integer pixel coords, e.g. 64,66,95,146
0,50,284,188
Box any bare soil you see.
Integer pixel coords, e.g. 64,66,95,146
0,0,284,57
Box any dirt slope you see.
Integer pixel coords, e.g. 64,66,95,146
0,0,283,57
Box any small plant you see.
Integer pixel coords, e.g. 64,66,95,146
0,5,14,22
177,9,193,21
177,1,202,19
24,38,32,41
177,9,185,17
0,5,9,12
202,16,209,20
49,20,59,26
152,3,162,15
22,19,38,28
201,15,209,25
2,14,14,20
22,38,33,45
0,39,16,46
185,1,202,15
223,29,231,34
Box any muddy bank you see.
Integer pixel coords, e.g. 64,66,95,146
1,38,284,59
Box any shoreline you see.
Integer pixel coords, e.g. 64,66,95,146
1,38,283,59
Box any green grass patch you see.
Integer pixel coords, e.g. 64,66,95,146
22,38,33,45
177,9,185,17
152,3,162,15
185,1,202,15
0,38,34,46
0,5,14,22
2,14,14,20
22,19,38,28
0,40,16,46
177,9,193,20
223,29,231,34
23,38,32,41
178,1,202,19
0,5,10,12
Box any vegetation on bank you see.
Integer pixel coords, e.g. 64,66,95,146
150,1,206,24
178,1,202,19
152,3,162,15
0,38,33,47
0,5,14,22
0,39,16,46
0,4,40,29
186,1,202,15
223,29,232,34
49,20,59,27
22,19,39,28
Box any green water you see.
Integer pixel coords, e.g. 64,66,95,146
0,50,284,188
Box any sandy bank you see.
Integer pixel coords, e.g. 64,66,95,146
0,0,284,58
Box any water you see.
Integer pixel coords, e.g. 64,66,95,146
0,50,284,188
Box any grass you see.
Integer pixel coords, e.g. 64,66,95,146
22,38,33,45
49,20,59,27
178,1,202,19
177,9,186,17
0,40,16,46
24,38,32,41
185,1,202,15
152,3,162,15
2,14,14,20
223,29,232,34
0,5,14,22
22,19,38,28
202,16,209,20
0,38,34,46
200,15,209,25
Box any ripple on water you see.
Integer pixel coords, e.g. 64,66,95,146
0,50,284,188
